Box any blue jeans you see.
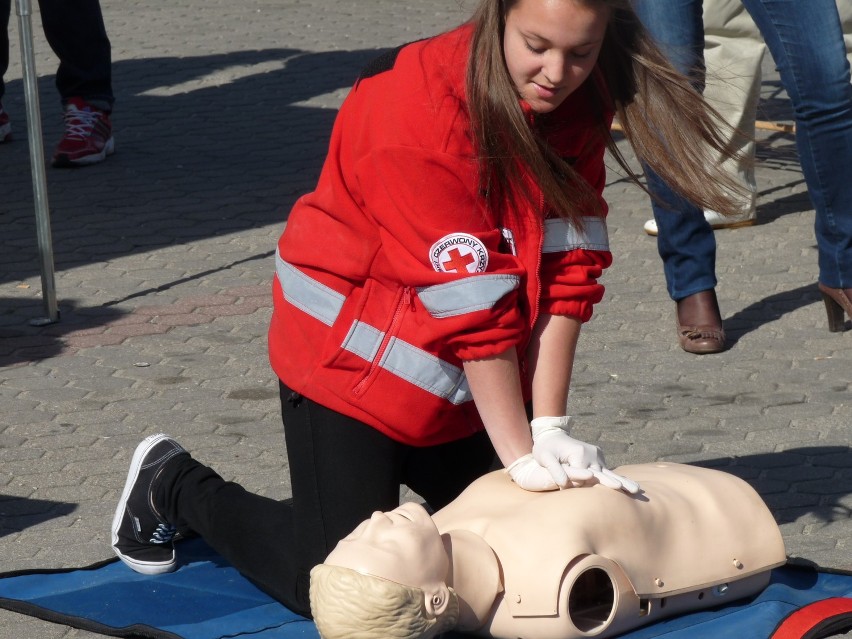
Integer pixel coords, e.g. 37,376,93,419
0,0,113,109
633,0,852,294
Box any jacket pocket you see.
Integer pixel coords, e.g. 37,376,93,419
348,286,412,397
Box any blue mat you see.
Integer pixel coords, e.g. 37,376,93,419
0,539,317,639
0,538,850,639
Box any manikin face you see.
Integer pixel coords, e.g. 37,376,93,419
503,0,610,113
324,502,449,592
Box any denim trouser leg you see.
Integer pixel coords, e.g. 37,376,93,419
633,0,706,81
644,169,718,300
741,0,852,288
633,0,717,300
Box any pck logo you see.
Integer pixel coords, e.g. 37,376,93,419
430,233,488,274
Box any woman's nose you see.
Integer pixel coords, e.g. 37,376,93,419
543,54,566,85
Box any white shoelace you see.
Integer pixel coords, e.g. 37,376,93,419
63,106,102,139
149,522,177,544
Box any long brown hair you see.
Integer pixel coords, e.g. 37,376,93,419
466,0,746,227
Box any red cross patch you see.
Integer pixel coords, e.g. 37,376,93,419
429,233,488,274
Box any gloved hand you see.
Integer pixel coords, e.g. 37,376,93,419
531,416,641,494
505,454,561,491
506,452,595,491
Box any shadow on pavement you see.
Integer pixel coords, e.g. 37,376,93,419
725,283,831,344
0,298,127,366
1,46,389,287
694,445,852,528
0,496,77,538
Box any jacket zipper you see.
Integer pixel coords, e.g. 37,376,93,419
531,189,545,330
528,108,543,331
518,191,546,386
353,287,412,396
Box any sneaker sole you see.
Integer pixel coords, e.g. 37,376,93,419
644,218,757,237
52,136,114,167
111,433,178,575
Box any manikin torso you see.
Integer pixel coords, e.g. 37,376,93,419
430,462,786,639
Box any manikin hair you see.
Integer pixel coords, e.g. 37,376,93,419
310,564,460,639
466,0,747,227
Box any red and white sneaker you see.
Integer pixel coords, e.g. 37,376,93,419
52,97,114,167
0,103,11,142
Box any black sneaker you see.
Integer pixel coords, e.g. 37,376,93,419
111,433,187,575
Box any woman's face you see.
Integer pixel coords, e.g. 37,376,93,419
503,0,610,113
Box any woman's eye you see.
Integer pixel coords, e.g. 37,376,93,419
525,42,545,54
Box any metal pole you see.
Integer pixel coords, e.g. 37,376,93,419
15,0,59,324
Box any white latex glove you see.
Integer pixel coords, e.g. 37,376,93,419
505,454,560,491
507,446,595,491
531,416,641,494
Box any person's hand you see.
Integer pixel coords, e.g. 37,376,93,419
506,452,595,491
506,454,564,491
591,466,642,494
531,416,640,494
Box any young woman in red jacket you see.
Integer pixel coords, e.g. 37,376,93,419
111,0,745,619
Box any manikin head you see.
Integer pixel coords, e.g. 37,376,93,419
309,502,459,639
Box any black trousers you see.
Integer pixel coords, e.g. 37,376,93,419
159,382,500,617
1,0,112,106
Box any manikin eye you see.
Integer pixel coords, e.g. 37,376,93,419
390,509,413,522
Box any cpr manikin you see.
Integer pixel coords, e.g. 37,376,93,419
310,463,787,639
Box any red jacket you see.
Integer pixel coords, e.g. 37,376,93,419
269,24,613,446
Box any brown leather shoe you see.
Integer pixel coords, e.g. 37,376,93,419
817,282,852,332
676,290,726,354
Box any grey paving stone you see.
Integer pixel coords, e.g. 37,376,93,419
1,1,851,637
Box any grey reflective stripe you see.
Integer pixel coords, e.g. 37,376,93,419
275,253,345,326
543,216,609,253
342,320,384,362
275,252,473,405
382,337,471,404
416,274,520,319
344,321,472,405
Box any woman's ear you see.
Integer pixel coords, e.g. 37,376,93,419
423,583,452,618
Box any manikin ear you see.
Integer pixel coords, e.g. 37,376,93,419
423,583,452,618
